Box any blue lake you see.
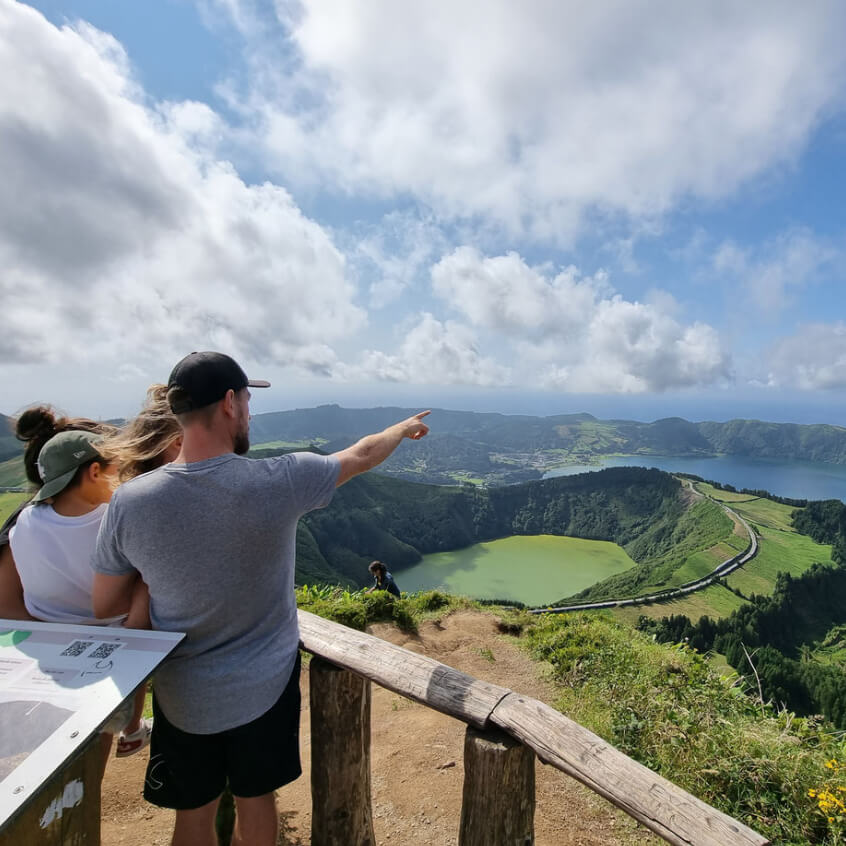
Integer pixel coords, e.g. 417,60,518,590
544,455,846,502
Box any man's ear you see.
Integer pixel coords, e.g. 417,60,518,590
221,389,237,418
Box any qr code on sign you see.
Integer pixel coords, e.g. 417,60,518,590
89,642,122,660
60,640,94,657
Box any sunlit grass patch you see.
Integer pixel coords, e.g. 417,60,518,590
694,482,799,532
694,482,761,503
669,540,745,585
727,526,833,598
732,498,799,533
0,491,28,524
612,583,745,624
295,584,473,632
813,624,846,667
0,457,26,490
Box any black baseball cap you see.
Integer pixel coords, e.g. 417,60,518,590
167,351,270,414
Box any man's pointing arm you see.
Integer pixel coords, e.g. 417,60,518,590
333,411,430,487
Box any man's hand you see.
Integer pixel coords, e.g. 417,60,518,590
335,410,431,486
401,411,430,441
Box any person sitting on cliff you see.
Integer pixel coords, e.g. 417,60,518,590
366,560,401,598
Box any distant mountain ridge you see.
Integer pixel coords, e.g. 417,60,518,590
249,405,846,485
4,403,846,478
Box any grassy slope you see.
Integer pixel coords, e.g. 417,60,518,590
727,526,833,597
813,623,846,665
0,457,25,489
615,584,746,625
0,491,29,524
522,611,844,845
616,483,832,622
569,497,735,602
667,523,748,586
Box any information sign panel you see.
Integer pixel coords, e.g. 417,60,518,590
0,619,183,830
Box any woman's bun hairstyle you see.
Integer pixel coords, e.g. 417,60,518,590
16,407,61,485
15,406,58,444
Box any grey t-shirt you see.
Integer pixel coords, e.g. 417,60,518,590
92,451,339,734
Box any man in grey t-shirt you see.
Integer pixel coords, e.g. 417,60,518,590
92,351,429,846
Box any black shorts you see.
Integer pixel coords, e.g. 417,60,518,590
143,653,302,810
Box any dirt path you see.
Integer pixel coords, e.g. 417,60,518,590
101,610,660,845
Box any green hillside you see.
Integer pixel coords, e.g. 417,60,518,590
0,492,29,525
565,497,734,603
633,494,846,736
618,482,835,623
0,456,26,489
0,414,18,463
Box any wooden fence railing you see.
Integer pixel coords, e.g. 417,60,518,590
298,609,770,846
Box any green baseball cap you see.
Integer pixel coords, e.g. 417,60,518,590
33,431,104,503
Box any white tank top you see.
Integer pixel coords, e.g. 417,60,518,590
10,502,124,625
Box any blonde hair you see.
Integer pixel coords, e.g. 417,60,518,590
100,385,182,482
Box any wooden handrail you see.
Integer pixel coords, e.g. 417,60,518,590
298,609,769,846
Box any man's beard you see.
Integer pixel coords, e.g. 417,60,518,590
233,427,250,455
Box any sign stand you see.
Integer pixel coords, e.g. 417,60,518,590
0,736,101,845
0,620,184,844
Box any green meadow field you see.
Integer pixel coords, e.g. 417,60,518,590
614,583,746,625
615,482,833,622
696,482,797,532
726,525,833,597
0,491,29,524
0,457,25,489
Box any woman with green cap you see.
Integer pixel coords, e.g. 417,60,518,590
10,429,125,625
3,399,180,766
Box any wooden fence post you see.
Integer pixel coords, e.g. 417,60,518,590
309,657,375,846
459,725,535,846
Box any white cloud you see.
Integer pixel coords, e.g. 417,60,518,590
219,0,846,241
713,229,838,316
348,248,731,393
431,248,610,337
764,323,846,390
339,312,509,387
0,1,363,375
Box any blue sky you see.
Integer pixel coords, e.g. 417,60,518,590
3,0,846,424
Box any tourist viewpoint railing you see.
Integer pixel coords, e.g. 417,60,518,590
298,609,769,846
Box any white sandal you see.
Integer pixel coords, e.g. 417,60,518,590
116,717,153,758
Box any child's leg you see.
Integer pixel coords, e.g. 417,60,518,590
122,683,148,737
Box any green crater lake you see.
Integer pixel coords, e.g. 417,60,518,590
397,535,637,606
